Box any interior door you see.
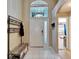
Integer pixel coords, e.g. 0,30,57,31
30,19,44,47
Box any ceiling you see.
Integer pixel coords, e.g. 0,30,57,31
58,1,71,13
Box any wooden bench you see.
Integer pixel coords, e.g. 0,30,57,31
10,43,28,59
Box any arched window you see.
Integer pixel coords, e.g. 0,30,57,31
30,0,48,17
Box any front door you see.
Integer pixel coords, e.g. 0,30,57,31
30,19,44,47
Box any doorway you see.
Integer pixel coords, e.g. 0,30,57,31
58,17,68,50
29,0,48,48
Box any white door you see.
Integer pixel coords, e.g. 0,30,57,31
30,19,44,47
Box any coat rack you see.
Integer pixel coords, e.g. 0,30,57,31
8,15,22,59
8,15,22,33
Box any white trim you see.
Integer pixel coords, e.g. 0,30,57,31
31,0,48,6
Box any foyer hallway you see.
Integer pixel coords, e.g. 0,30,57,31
23,47,61,59
8,0,71,59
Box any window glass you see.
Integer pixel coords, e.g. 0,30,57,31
30,7,48,17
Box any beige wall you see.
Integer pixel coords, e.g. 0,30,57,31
7,0,22,20
7,0,23,51
52,0,66,53
9,33,21,51
22,0,30,43
48,0,57,47
67,16,71,50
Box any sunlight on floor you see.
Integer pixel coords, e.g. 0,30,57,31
59,50,71,59
23,48,61,59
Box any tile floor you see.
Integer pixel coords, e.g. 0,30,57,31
58,50,71,59
23,47,61,59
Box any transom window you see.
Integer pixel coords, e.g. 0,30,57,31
30,0,48,17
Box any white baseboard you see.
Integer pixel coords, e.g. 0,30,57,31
49,46,57,54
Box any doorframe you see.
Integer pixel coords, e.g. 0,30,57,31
57,15,71,52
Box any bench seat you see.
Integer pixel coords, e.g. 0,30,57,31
10,43,28,59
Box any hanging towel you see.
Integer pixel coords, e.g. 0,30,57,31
64,24,66,35
19,22,24,36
